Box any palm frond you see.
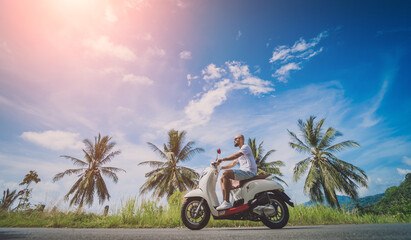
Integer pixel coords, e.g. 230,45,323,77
147,142,168,160
100,166,126,173
101,169,119,183
138,160,165,168
53,168,85,182
326,140,360,153
95,173,110,204
317,127,340,150
270,176,288,186
259,150,276,165
99,150,121,165
293,157,311,182
60,155,87,167
287,130,311,153
178,147,204,162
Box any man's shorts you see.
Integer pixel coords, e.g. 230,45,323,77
232,169,256,181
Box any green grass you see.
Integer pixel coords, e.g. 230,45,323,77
1,197,410,228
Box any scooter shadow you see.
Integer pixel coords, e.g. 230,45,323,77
213,226,317,231
0,231,27,239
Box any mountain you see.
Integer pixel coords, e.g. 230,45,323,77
361,173,411,215
303,193,385,211
343,193,385,211
303,173,411,214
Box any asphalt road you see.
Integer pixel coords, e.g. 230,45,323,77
0,224,410,240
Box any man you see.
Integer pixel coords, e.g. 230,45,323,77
216,134,257,210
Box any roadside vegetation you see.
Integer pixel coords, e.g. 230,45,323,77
1,120,410,228
0,190,409,228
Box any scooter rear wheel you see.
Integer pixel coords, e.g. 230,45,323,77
181,197,210,230
261,195,289,229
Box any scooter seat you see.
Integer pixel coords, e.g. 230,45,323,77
231,174,271,189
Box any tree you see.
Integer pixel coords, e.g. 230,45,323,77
139,129,204,199
0,189,23,211
17,170,41,210
288,116,368,208
362,173,411,215
248,138,287,185
53,134,125,208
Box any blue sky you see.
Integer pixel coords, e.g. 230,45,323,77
0,0,410,211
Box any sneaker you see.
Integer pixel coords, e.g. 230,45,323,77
216,201,233,210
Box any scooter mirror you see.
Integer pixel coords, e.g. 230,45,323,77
217,148,221,154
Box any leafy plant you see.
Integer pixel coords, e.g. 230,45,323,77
139,129,203,199
16,170,41,210
361,173,411,215
0,189,23,211
288,116,368,208
248,138,287,185
53,134,125,208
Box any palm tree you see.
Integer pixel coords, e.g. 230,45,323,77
0,189,23,211
288,116,368,208
17,170,41,210
53,134,125,208
139,129,204,199
248,138,287,185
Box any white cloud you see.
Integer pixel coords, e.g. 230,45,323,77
270,31,327,82
236,30,242,40
238,77,274,95
187,74,198,86
226,61,250,80
202,63,225,81
122,74,153,85
397,168,411,175
83,36,136,61
179,50,192,59
273,62,301,83
360,80,389,127
21,130,84,151
403,156,411,166
171,61,274,129
105,5,118,23
270,46,291,63
146,47,166,57
397,156,411,175
184,79,232,125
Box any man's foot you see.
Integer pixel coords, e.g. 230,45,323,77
216,201,233,210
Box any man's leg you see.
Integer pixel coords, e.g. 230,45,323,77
221,170,234,202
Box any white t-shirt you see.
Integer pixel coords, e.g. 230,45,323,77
233,145,257,175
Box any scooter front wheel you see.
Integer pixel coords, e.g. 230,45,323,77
181,197,210,230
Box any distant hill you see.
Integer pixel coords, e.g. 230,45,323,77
303,193,385,211
303,173,411,214
343,193,385,211
361,173,411,215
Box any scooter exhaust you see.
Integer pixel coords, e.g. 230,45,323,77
249,193,270,208
249,193,276,217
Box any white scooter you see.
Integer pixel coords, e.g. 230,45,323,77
181,149,294,230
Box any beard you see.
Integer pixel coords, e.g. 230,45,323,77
234,142,239,147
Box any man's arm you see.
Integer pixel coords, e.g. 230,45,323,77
217,152,243,164
221,160,239,170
